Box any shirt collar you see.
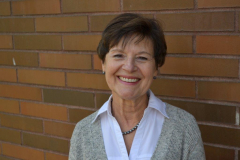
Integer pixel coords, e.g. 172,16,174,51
92,90,169,123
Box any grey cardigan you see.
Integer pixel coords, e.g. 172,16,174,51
69,103,206,160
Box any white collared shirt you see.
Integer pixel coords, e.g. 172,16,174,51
92,90,169,160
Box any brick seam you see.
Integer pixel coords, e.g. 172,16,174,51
204,142,240,151
236,107,239,125
235,150,238,160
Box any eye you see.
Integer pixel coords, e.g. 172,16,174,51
136,56,148,61
113,54,124,58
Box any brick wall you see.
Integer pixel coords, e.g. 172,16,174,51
0,0,239,159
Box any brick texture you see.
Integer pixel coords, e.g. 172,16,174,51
0,2,10,16
196,36,240,55
12,0,61,15
0,35,12,49
96,93,110,108
93,54,102,70
198,0,240,8
0,114,43,133
63,35,101,51
44,121,75,138
156,12,234,31
123,0,193,11
46,152,68,160
2,143,44,160
0,68,16,82
198,81,240,103
67,73,109,90
39,53,92,70
0,84,42,101
21,102,68,121
36,16,88,32
69,108,95,123
0,51,38,67
0,128,21,144
14,35,62,50
0,99,19,114
165,36,192,53
0,155,13,160
91,15,117,32
0,18,34,32
23,132,69,154
62,0,120,13
160,57,239,77
204,145,235,160
18,69,65,86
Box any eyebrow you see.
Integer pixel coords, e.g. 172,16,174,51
110,49,152,56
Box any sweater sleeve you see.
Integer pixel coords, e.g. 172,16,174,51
188,137,206,160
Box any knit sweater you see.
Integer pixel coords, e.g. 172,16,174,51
69,103,206,160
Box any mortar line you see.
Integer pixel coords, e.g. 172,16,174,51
120,0,123,12
87,15,91,33
194,0,198,10
9,0,12,16
192,35,196,54
235,150,238,160
236,107,239,125
60,0,63,14
234,10,239,32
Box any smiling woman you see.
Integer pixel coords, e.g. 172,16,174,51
69,13,206,160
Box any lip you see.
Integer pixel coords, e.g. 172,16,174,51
117,75,141,85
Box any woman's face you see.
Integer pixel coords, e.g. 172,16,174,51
102,37,158,101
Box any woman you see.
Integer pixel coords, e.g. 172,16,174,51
69,13,205,160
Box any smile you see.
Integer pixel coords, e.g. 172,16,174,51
119,76,140,83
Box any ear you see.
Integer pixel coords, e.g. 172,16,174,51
101,60,105,72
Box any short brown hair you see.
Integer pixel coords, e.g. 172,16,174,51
97,13,167,68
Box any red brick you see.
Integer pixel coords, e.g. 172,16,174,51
36,16,88,32
123,0,193,11
198,81,240,103
62,0,120,13
0,68,16,82
196,36,240,55
46,152,68,160
91,15,117,32
44,121,75,138
67,73,109,90
0,99,19,114
0,35,12,49
2,143,44,160
63,35,101,51
0,2,10,16
14,35,62,50
21,102,68,121
151,79,195,98
12,0,60,15
199,0,240,8
160,57,238,77
39,53,92,70
165,36,192,53
93,54,102,70
156,12,234,31
96,93,110,108
0,18,34,32
204,145,235,160
18,69,65,86
0,128,21,144
0,155,14,160
69,108,95,123
0,84,42,101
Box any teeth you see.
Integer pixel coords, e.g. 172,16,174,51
119,76,139,82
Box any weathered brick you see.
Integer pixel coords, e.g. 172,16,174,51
0,35,12,49
123,0,193,11
63,35,101,51
12,0,60,15
156,12,234,31
14,35,62,50
199,0,240,8
46,152,68,160
91,15,117,31
165,36,192,53
0,51,38,67
21,102,68,121
93,54,102,70
0,114,43,133
0,18,34,32
204,145,235,160
150,79,195,98
0,84,42,101
0,68,16,82
18,69,65,86
200,125,240,147
43,89,95,108
196,36,240,55
67,73,109,90
163,100,236,124
62,0,120,13
96,93,110,108
69,108,95,123
160,57,239,77
0,155,13,160
2,143,44,160
44,121,75,138
198,81,240,103
0,128,21,144
36,16,88,32
39,53,91,70
23,133,69,154
0,2,10,16
0,99,19,114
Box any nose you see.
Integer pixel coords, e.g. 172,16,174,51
122,57,137,72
